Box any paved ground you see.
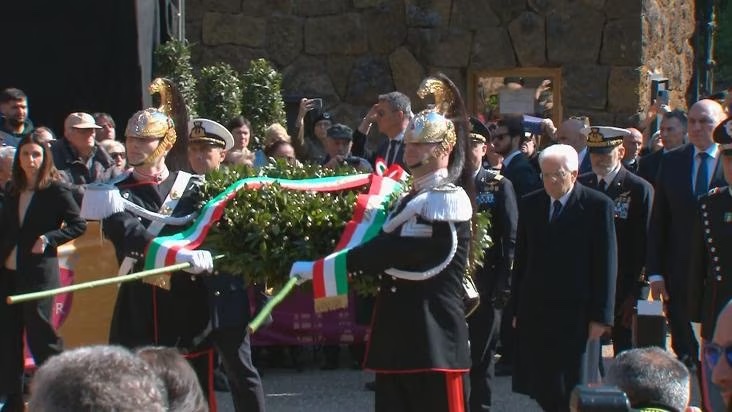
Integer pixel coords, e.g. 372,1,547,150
214,343,702,411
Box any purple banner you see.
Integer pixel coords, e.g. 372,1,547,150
252,289,369,346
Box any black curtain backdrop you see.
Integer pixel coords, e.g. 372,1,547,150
0,0,142,138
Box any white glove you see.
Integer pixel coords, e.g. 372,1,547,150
289,261,314,285
176,249,214,275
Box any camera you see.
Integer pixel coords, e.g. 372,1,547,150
656,89,670,106
570,385,631,412
310,98,324,112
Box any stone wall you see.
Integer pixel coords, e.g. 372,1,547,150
186,0,696,132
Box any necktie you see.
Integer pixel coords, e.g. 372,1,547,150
387,140,399,166
695,152,710,198
550,200,562,222
597,179,606,192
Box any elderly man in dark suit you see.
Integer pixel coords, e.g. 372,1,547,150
511,143,617,412
579,126,654,355
647,99,727,370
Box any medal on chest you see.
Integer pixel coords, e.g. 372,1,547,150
614,191,631,219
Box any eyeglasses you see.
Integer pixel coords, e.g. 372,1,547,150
540,170,569,181
110,152,126,159
704,343,732,368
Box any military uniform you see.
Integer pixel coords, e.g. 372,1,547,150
688,117,732,412
188,118,266,412
293,76,473,411
468,118,519,412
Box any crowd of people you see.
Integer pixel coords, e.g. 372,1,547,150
0,72,729,412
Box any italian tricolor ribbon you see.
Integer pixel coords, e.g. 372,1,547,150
144,165,405,312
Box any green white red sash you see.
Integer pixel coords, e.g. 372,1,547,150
144,162,405,311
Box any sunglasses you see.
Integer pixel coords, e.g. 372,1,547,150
704,343,732,368
110,152,126,159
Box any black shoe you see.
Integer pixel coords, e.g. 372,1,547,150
364,380,376,391
494,360,513,377
213,368,230,392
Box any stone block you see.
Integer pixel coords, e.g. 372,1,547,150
471,27,516,69
206,0,241,13
304,14,368,55
405,0,452,28
452,0,500,30
488,0,527,24
600,16,642,66
199,45,268,74
389,47,425,105
266,15,304,67
364,0,407,54
604,0,642,19
345,56,394,105
327,56,356,97
608,66,641,113
202,12,266,47
406,28,440,63
354,0,384,7
546,6,604,64
294,0,346,16
186,0,206,21
241,0,293,16
282,55,339,102
508,11,546,67
562,65,610,110
429,29,472,68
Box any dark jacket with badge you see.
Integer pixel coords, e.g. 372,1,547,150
102,171,209,349
579,167,653,307
511,183,617,402
474,167,518,301
346,181,472,372
688,186,732,340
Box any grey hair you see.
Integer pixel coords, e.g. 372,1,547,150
605,347,690,411
0,145,16,161
28,345,168,412
378,91,413,120
538,143,579,172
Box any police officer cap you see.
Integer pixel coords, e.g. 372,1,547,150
582,126,629,154
713,117,732,156
469,117,490,143
327,123,353,140
188,118,234,151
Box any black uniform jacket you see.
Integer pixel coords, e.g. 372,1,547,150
689,187,732,340
646,144,726,301
346,190,472,373
102,172,209,349
511,183,617,401
474,167,518,298
579,167,653,306
0,181,86,292
637,149,664,187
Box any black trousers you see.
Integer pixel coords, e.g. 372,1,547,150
467,303,499,412
0,268,62,410
210,326,265,412
374,371,468,412
666,296,699,362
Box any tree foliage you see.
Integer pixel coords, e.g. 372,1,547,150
153,39,198,117
197,63,243,125
241,59,288,148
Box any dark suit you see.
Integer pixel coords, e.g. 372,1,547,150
579,167,653,354
637,149,664,187
469,167,518,411
352,130,407,169
512,183,617,411
0,181,86,403
646,143,726,361
502,152,541,198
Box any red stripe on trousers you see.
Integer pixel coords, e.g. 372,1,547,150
445,371,465,412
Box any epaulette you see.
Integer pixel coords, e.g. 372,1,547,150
420,183,472,222
707,187,724,196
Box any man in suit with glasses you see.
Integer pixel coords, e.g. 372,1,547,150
353,92,412,169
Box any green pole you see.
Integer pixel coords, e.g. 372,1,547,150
7,255,225,305
247,276,299,334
